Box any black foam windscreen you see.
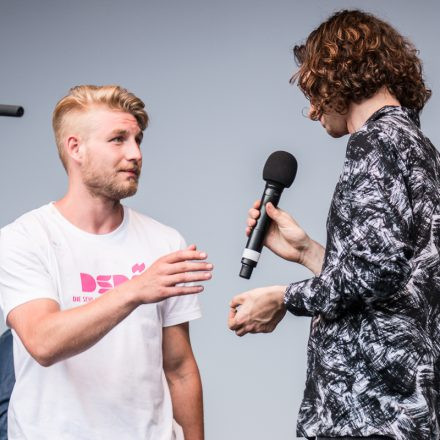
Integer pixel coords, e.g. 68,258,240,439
262,150,297,188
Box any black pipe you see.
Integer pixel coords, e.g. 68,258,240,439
0,105,24,117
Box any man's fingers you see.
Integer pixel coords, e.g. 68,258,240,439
163,249,208,264
165,261,213,275
165,285,205,297
253,199,261,209
166,271,212,286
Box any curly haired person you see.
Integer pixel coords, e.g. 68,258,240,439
229,10,440,440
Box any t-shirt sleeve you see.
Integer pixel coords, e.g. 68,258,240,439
160,233,202,327
0,223,59,325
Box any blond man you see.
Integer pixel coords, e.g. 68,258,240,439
0,85,212,440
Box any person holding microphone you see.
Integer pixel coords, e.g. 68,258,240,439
229,10,440,440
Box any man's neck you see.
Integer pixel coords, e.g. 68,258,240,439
346,87,401,133
54,184,124,235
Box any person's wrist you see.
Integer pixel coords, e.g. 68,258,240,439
119,277,143,308
299,239,325,275
297,236,313,266
269,286,287,310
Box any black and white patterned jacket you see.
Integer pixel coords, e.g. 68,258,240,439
285,106,440,439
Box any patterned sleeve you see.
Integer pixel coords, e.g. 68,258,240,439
285,130,414,320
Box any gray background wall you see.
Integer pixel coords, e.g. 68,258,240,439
0,1,439,439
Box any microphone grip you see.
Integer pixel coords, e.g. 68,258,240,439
240,183,283,279
0,105,24,117
246,187,280,250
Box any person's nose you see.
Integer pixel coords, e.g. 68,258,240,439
125,137,142,162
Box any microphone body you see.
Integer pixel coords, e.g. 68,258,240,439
239,150,297,279
240,182,283,279
0,105,24,117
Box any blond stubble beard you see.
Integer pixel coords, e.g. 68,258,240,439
81,157,140,201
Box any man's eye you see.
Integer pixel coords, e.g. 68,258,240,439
111,136,124,143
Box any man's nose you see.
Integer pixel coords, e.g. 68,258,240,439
125,138,142,161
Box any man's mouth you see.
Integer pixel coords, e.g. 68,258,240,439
119,168,140,176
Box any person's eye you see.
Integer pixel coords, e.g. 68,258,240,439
110,136,124,143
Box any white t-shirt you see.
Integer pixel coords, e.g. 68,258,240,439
0,203,201,440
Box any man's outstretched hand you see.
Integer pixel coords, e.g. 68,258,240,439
131,244,213,304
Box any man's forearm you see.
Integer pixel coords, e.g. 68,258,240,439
16,282,139,366
166,363,204,440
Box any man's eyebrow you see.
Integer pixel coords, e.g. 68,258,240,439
109,129,130,136
108,129,143,142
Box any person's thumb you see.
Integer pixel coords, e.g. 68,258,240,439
230,294,245,308
266,202,285,225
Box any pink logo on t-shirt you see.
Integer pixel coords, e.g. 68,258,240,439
80,263,146,294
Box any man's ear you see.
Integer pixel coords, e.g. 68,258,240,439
65,135,84,164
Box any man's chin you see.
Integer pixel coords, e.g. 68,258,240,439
118,185,138,200
104,183,139,201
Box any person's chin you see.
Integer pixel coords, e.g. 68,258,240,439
329,132,345,138
326,128,346,138
114,181,139,199
125,181,139,193
117,187,138,200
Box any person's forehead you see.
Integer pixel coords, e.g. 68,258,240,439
84,106,140,133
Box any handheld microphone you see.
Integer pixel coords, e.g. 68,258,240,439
0,105,24,117
239,150,297,279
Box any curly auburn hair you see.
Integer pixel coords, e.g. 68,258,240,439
291,10,431,120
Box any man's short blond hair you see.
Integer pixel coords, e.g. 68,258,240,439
52,85,149,170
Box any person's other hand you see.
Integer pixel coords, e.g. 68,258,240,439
228,286,286,336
